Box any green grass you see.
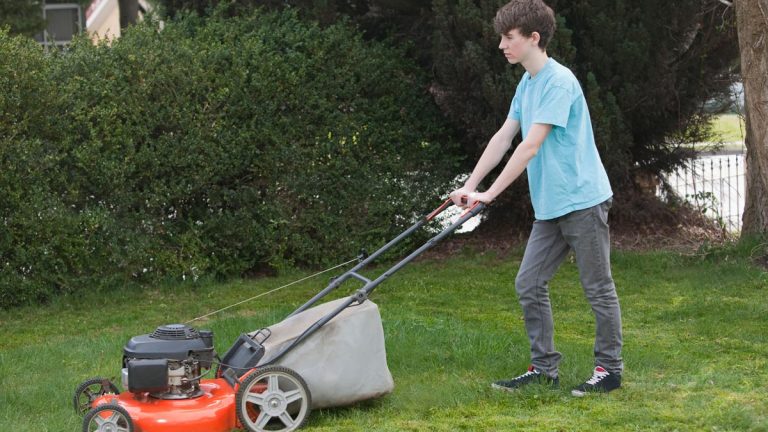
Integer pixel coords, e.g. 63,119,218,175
710,113,746,144
1,247,767,431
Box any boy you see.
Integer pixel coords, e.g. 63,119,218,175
450,0,623,396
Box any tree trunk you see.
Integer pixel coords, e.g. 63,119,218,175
736,0,768,235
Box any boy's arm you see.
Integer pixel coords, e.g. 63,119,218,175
450,118,521,205
467,123,552,206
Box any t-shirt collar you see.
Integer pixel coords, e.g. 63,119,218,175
529,57,554,81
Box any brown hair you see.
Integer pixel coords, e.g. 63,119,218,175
494,0,556,50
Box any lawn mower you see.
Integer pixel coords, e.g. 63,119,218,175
73,197,484,432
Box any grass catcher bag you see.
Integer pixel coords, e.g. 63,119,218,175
253,297,394,409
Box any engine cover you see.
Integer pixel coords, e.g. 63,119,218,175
122,324,216,397
123,324,214,367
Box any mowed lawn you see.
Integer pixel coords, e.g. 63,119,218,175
0,243,766,431
711,114,746,144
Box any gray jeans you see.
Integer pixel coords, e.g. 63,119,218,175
515,198,623,378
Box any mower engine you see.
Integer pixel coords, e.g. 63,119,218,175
122,323,216,400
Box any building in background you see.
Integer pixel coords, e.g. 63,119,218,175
86,0,150,41
34,0,150,46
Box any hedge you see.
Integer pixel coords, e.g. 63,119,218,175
0,11,461,307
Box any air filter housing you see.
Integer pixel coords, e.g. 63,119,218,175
151,324,201,340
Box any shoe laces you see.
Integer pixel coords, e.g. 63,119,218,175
516,365,539,380
585,366,609,385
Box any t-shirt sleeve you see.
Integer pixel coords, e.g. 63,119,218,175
532,84,572,128
508,91,521,120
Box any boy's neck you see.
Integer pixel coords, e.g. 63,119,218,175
523,50,549,78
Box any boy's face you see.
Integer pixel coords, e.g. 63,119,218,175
498,29,539,64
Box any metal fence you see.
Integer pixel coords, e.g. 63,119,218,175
661,153,746,232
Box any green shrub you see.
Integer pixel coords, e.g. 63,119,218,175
0,11,461,308
0,31,84,305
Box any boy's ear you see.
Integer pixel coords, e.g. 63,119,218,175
530,31,541,45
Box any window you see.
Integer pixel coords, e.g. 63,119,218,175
35,2,83,47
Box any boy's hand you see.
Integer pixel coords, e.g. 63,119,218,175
449,187,474,208
449,188,493,208
466,191,494,208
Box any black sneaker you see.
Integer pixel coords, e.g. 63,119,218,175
491,365,559,391
571,366,621,397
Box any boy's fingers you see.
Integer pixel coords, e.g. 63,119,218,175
450,190,466,207
466,192,479,207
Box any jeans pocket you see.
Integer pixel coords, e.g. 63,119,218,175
597,199,611,225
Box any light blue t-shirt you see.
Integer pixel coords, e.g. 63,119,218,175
508,58,612,220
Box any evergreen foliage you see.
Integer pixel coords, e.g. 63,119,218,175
0,12,460,307
0,0,45,37
558,0,737,176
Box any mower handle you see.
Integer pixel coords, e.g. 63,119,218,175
425,198,453,221
264,197,484,366
287,197,484,318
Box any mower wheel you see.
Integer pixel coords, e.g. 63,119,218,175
73,377,120,415
236,365,312,432
82,403,134,432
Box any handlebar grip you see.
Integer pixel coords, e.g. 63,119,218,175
425,195,486,222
